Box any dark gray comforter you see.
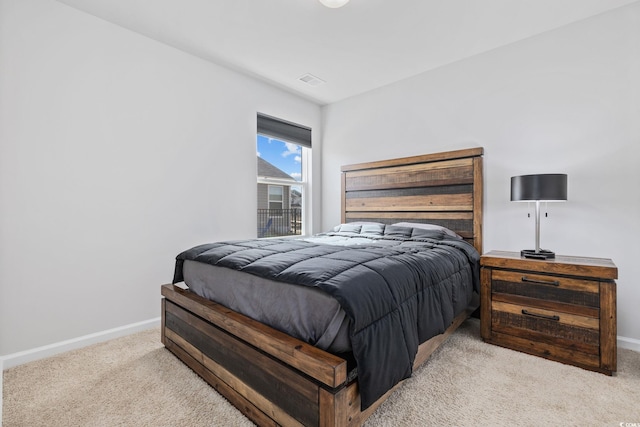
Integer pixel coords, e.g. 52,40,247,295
173,226,480,409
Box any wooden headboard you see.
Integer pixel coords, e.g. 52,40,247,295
341,147,484,253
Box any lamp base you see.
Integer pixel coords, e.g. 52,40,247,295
521,249,556,259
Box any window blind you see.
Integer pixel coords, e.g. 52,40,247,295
257,113,312,148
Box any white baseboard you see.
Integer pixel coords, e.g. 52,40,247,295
618,335,640,353
1,317,161,370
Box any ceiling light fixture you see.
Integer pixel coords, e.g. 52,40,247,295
318,0,350,8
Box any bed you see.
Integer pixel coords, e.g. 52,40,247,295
161,147,484,426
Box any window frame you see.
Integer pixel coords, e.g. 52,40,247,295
256,113,311,238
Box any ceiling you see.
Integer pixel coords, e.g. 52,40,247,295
56,0,637,105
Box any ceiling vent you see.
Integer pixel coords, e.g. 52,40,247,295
298,73,326,87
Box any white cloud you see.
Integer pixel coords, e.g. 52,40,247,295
294,155,301,163
257,151,261,157
281,142,301,158
290,172,302,181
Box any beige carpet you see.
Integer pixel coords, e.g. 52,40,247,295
3,319,640,426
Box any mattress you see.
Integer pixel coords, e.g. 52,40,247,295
178,224,476,356
182,259,352,353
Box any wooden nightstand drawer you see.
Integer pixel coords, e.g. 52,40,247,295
490,300,600,355
492,270,599,308
480,251,617,375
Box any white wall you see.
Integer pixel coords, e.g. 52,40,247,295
0,0,322,355
322,3,640,342
1,0,638,358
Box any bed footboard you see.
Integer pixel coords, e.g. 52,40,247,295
162,284,364,426
161,284,477,427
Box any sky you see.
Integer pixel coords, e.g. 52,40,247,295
256,135,302,181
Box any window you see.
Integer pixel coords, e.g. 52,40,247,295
268,185,284,212
257,114,310,238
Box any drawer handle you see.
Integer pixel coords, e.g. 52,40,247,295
521,309,560,322
521,276,560,286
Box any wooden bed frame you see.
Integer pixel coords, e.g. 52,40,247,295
161,147,484,426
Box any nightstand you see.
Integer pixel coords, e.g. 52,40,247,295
480,250,618,375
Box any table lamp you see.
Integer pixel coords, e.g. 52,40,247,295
511,174,568,259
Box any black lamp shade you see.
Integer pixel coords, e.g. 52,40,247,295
511,174,567,202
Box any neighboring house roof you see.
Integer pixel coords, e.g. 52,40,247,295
257,157,296,181
290,188,302,207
